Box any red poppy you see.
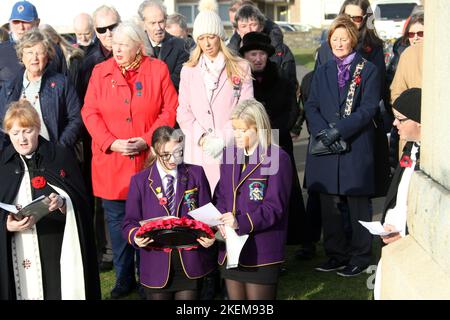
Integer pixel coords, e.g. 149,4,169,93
231,75,241,86
59,169,66,178
276,51,283,56
364,46,372,53
355,75,362,86
31,176,47,189
159,197,168,205
50,82,56,88
400,155,413,168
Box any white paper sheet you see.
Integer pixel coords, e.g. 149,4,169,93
187,202,222,227
224,225,249,269
358,220,399,236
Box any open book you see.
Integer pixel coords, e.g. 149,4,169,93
0,195,51,223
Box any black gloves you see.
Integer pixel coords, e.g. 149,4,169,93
316,127,341,147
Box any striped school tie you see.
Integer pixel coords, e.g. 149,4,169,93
165,174,175,216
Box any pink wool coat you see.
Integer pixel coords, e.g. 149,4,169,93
177,60,253,192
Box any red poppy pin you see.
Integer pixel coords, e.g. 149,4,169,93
31,176,47,189
59,169,66,178
364,46,373,53
276,51,283,56
50,82,56,88
159,197,168,205
232,75,241,86
400,155,413,168
355,75,362,86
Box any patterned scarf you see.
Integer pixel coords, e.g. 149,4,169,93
334,51,356,89
119,51,143,76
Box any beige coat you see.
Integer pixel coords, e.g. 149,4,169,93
390,43,423,104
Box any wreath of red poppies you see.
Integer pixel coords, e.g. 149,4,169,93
136,217,215,251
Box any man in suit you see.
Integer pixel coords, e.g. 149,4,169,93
138,0,190,91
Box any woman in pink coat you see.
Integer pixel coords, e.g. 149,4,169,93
177,0,253,192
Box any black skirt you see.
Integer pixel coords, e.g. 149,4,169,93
144,250,199,293
220,263,281,285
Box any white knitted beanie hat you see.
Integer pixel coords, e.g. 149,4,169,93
192,0,226,42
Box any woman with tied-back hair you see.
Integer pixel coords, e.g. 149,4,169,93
176,0,253,193
82,20,178,299
315,0,385,98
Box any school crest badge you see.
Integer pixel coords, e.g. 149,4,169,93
183,188,198,211
249,182,265,201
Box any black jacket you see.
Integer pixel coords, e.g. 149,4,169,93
253,61,298,143
0,69,82,150
0,138,100,300
382,142,419,221
144,32,190,91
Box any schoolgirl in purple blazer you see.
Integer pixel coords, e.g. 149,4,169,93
214,99,293,299
122,126,216,300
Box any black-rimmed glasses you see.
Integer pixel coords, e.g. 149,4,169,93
158,149,183,161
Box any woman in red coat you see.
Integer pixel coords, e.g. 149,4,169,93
82,21,178,298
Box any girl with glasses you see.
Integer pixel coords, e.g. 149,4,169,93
122,126,216,300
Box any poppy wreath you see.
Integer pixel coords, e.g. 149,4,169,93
136,217,215,251
31,176,47,189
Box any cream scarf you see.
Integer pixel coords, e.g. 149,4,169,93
200,52,226,102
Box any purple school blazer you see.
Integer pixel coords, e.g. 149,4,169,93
213,145,292,267
122,162,216,288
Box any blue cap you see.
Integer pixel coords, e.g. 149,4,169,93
9,1,39,22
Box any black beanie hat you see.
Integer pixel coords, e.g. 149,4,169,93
393,88,422,124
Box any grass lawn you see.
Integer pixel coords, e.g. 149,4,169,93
293,48,316,71
100,240,380,300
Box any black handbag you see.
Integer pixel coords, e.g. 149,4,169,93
309,137,348,156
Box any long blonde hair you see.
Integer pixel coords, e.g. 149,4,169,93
184,38,250,83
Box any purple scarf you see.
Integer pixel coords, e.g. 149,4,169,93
334,51,356,89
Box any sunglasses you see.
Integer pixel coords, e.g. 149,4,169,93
408,31,424,38
345,14,366,23
96,23,118,34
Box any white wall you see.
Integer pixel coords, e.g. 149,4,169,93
1,0,176,33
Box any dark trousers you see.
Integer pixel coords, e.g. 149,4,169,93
320,194,372,268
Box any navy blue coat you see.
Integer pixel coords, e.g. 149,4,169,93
315,41,386,98
0,69,82,150
305,53,381,196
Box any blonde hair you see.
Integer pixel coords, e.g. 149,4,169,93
184,38,250,83
231,98,272,152
3,100,41,133
328,15,359,49
39,24,84,68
